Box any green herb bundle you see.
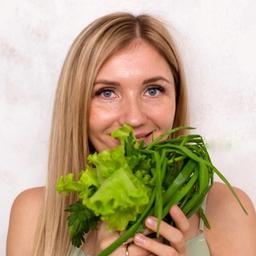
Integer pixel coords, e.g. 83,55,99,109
56,125,247,256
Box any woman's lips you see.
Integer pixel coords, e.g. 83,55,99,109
135,132,154,144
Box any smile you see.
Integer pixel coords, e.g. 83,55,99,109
134,131,154,143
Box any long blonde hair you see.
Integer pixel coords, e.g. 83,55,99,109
33,12,188,256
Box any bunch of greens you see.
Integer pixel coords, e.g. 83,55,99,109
56,125,247,256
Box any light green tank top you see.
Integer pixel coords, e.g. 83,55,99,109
69,198,210,256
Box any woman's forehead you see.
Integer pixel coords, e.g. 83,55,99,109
95,40,173,80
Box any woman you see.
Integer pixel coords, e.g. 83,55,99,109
7,12,256,256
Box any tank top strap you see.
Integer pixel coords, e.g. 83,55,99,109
186,193,211,255
198,194,208,231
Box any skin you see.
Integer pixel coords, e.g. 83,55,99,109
89,39,176,151
6,40,256,256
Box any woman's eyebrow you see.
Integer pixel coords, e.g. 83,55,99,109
94,76,171,86
94,79,120,86
143,76,171,84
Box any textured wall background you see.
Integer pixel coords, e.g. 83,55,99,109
1,0,256,254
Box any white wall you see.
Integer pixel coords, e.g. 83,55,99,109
1,0,256,254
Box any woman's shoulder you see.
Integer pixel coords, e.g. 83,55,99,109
207,181,255,217
10,186,45,220
13,186,45,205
7,186,45,255
205,182,256,254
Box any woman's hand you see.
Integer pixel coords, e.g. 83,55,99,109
94,222,124,255
94,222,150,256
93,204,189,255
132,205,190,256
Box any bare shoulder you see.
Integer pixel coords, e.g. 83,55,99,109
205,182,256,255
208,181,255,212
7,186,45,256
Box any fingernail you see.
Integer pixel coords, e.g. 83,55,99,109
146,217,156,228
134,233,145,245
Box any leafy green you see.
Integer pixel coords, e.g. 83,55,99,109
56,124,247,255
65,200,99,247
57,125,154,233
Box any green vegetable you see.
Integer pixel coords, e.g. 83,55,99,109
64,200,99,247
56,124,247,255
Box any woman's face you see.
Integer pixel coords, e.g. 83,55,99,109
89,40,176,152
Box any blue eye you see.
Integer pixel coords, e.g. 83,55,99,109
101,89,113,97
95,88,116,98
147,88,158,96
145,86,164,96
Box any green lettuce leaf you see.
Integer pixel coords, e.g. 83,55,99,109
56,124,154,232
81,140,153,231
84,165,151,230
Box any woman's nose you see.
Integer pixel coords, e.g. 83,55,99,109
119,98,147,128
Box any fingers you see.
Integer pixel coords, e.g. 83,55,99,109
146,216,186,253
125,242,153,256
134,233,178,256
97,205,190,256
169,205,190,234
96,222,151,256
133,205,189,255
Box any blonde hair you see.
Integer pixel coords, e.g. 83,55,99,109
33,12,188,256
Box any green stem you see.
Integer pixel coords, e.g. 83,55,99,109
98,190,156,256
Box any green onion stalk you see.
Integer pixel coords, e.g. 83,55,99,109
56,125,247,256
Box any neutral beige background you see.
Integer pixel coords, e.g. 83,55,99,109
1,0,256,254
